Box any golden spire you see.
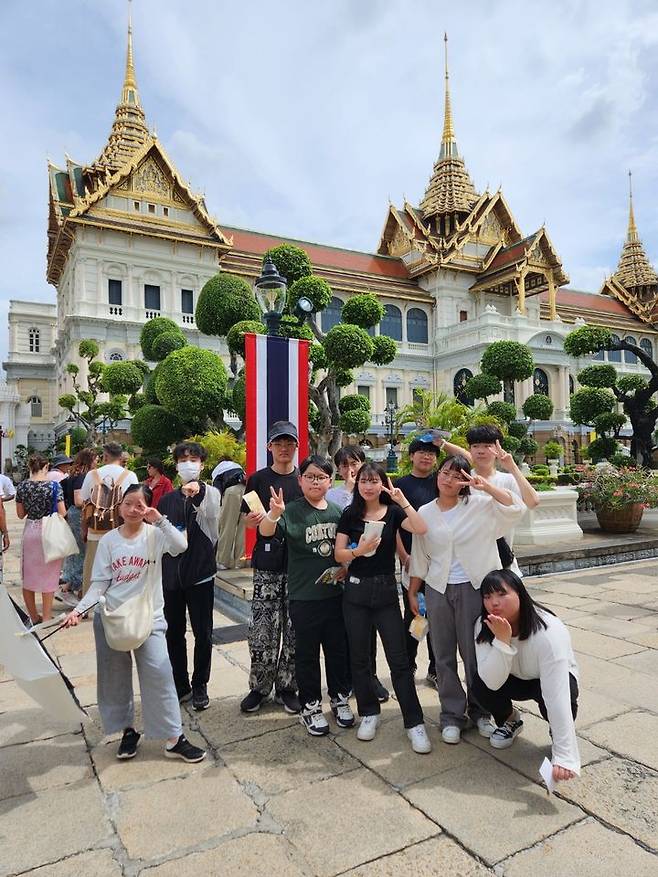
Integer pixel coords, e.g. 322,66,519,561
121,2,140,107
614,171,658,291
419,34,478,221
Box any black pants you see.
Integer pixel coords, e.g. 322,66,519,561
163,580,215,697
471,673,579,728
288,595,350,708
402,583,435,675
343,575,423,729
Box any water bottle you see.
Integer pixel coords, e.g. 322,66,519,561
417,592,426,617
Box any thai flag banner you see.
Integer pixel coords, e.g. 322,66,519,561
244,333,310,473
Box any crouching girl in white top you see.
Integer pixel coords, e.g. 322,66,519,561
409,454,525,745
473,568,580,780
63,484,206,764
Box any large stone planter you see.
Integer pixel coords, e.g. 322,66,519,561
515,487,583,546
595,503,644,534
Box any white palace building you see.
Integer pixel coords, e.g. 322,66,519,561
2,23,658,468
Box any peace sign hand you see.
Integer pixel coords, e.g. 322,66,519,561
269,486,285,520
380,477,407,507
493,440,515,471
454,470,489,492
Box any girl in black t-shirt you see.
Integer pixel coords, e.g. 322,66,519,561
335,463,432,753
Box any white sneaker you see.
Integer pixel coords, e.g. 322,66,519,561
299,701,330,737
476,717,494,738
330,694,355,728
356,715,380,741
407,723,432,754
441,725,461,745
490,710,524,750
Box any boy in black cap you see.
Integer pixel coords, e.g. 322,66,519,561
240,421,303,714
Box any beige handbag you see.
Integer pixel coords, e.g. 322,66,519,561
41,483,79,563
100,525,157,652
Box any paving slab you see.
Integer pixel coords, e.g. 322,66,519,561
503,818,658,876
26,849,124,877
625,628,658,648
572,651,658,712
344,834,493,875
613,647,658,676
0,782,111,877
0,679,38,713
558,757,658,849
221,724,359,796
403,750,582,865
196,695,299,747
267,768,438,876
139,833,307,876
91,737,209,792
0,706,84,747
0,733,93,800
569,613,657,641
580,710,658,770
58,650,99,679
566,626,644,659
115,765,259,860
204,652,249,700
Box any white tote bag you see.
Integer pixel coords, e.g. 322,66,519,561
41,482,79,563
100,525,156,652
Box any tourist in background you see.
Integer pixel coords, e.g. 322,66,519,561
16,453,66,623
58,449,97,608
408,454,526,745
46,453,73,483
473,568,580,780
0,471,17,502
144,458,174,509
335,463,432,753
213,458,246,571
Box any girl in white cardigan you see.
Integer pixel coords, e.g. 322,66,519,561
409,454,525,745
473,568,580,780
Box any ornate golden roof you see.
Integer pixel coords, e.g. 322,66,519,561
87,12,149,184
419,35,479,218
613,172,658,289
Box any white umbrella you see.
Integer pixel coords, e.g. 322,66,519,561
0,583,89,726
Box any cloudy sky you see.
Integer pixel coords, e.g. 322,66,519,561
2,0,658,364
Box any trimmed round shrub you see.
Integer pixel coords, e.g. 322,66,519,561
144,363,163,404
465,373,502,400
155,347,228,425
334,368,354,388
617,374,648,394
130,404,184,451
569,387,615,425
340,408,371,435
195,273,260,337
140,317,180,361
341,294,384,329
133,360,151,379
370,334,397,365
324,324,374,369
481,341,534,381
309,343,327,370
88,361,105,377
522,393,554,421
288,275,332,313
587,435,618,463
79,339,99,359
58,393,77,411
508,420,528,439
500,435,521,454
231,372,246,421
279,315,314,341
564,325,613,357
576,364,617,389
593,412,626,434
518,436,538,457
486,401,517,424
339,394,371,415
263,244,312,287
226,320,266,358
152,329,187,361
128,393,147,414
102,361,144,396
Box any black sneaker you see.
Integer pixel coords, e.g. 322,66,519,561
490,711,524,750
117,727,141,760
240,690,266,713
178,687,193,704
275,690,301,714
164,734,207,763
373,677,390,703
192,685,210,711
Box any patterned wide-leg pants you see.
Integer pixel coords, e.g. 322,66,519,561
247,570,296,695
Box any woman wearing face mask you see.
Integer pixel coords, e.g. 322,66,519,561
157,442,221,712
62,484,206,763
334,463,432,753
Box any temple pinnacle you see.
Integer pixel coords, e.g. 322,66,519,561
627,170,638,242
440,33,457,158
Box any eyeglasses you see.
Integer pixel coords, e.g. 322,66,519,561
302,473,330,483
439,471,464,482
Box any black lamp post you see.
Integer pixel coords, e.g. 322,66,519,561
384,401,398,473
254,257,288,336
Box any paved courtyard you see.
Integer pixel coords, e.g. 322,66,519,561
1,502,657,876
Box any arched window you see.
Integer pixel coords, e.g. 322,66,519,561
322,297,343,333
28,328,40,353
29,395,42,417
624,336,638,364
569,374,575,397
533,368,549,396
380,305,402,341
453,368,474,406
640,338,653,360
407,308,428,344
108,351,124,362
608,334,622,363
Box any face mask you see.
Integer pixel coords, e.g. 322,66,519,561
177,461,202,483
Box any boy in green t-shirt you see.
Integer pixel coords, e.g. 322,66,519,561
260,455,354,736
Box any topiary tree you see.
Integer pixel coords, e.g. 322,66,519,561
465,373,503,403
480,340,534,382
486,401,517,425
522,393,554,421
341,294,384,329
264,243,312,287
102,362,144,397
371,335,398,365
140,317,181,361
287,275,332,313
130,404,185,454
151,329,187,361
226,320,266,358
154,347,228,431
565,324,658,466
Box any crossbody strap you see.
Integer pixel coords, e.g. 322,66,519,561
50,480,58,515
145,524,157,594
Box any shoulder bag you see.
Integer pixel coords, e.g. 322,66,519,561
42,482,80,563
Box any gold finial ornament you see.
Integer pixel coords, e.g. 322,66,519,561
441,33,456,153
613,171,658,290
627,170,638,241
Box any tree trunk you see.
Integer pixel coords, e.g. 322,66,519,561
626,405,658,467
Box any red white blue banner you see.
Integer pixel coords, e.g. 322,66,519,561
244,333,310,476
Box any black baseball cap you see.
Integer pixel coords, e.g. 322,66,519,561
268,421,298,442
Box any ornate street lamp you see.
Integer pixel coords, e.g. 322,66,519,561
254,257,288,336
384,401,398,473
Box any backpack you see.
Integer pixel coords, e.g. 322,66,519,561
82,469,130,537
213,467,245,495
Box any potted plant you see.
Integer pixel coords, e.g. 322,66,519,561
576,466,658,533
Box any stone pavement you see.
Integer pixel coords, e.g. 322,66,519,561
1,503,657,876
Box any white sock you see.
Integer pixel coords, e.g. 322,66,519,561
165,735,182,750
